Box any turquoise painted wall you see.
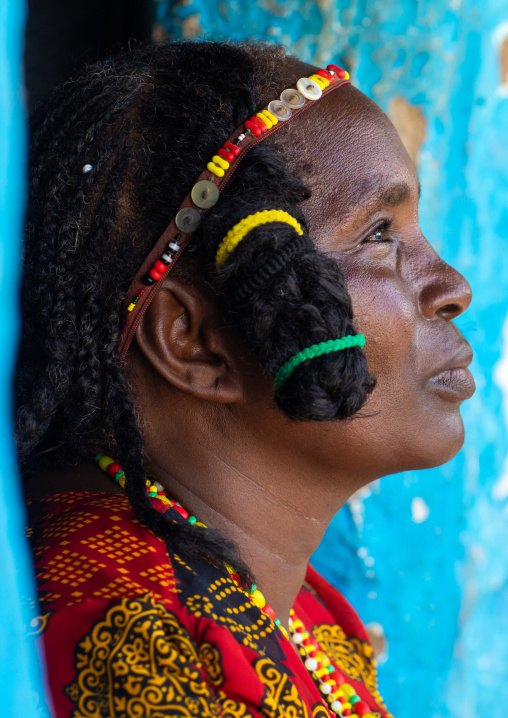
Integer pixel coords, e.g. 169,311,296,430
157,2,508,717
0,0,51,713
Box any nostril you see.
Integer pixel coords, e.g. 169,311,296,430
437,302,462,320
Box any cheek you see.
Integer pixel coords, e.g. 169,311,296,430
343,262,418,395
340,261,465,472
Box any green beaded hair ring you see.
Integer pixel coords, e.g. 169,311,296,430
274,334,366,388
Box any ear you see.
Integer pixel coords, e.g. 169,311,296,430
134,277,244,403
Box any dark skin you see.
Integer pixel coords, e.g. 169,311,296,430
25,72,474,630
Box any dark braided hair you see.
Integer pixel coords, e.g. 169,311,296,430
15,41,375,585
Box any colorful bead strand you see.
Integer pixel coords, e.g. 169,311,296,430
289,610,375,717
93,449,378,718
94,452,287,637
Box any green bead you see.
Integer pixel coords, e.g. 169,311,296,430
114,470,125,482
274,618,281,626
327,665,334,673
148,491,157,497
94,452,104,463
188,516,197,525
350,696,360,705
250,584,257,595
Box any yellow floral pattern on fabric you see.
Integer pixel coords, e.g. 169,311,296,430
311,624,392,718
255,658,329,718
65,593,225,717
63,593,340,718
199,642,223,688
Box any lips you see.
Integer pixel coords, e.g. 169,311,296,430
428,367,476,401
427,343,475,402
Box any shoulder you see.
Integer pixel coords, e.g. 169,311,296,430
26,492,287,718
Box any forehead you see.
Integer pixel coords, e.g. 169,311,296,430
272,80,419,234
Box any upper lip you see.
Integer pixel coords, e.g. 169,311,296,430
429,341,473,379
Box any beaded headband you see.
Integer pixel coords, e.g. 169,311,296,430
117,65,352,362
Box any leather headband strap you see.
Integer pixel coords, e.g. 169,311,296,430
118,74,351,363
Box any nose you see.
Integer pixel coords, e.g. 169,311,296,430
417,253,472,321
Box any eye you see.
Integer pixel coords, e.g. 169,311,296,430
363,220,394,243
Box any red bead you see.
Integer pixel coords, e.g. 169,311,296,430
353,702,370,716
339,697,346,704
316,68,333,81
250,115,267,131
173,505,189,519
223,141,240,156
149,268,162,281
154,260,167,273
229,573,240,584
106,462,121,477
327,64,348,79
343,711,351,716
218,148,234,162
263,604,276,621
244,120,261,136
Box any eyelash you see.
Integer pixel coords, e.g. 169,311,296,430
363,220,394,243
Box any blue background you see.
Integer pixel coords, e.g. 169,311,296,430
2,0,507,716
0,0,51,713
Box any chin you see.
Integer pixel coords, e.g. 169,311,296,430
401,411,466,472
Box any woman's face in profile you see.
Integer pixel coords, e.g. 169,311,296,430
272,82,474,479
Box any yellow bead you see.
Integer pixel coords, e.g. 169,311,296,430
339,684,355,699
316,651,329,664
119,476,126,488
261,109,278,125
279,625,289,639
250,589,266,608
98,456,114,472
195,521,207,528
310,73,328,89
148,485,158,494
127,302,136,311
342,703,352,711
207,161,224,178
212,154,229,170
316,667,329,678
256,111,273,129
225,563,235,574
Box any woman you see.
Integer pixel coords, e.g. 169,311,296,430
17,41,474,718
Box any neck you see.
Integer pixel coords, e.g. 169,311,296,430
145,414,356,626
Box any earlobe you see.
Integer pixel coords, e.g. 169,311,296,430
134,278,244,403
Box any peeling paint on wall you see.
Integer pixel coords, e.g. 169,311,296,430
181,13,202,37
501,37,508,85
388,97,426,167
411,496,430,524
493,312,508,501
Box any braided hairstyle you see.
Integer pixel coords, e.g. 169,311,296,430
15,41,375,585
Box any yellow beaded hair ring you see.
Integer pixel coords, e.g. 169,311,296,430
117,64,351,362
215,210,303,266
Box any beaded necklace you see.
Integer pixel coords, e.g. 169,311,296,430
95,452,378,718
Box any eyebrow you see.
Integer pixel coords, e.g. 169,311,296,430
344,177,421,216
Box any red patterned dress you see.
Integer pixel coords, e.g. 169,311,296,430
26,492,393,718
